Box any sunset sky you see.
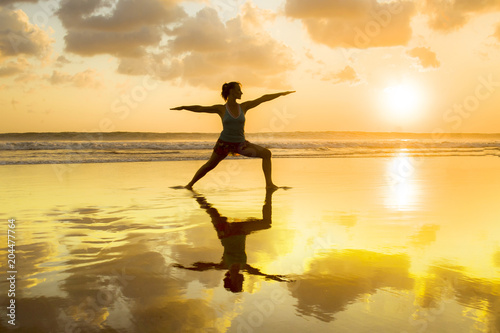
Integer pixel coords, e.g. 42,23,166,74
1,0,500,133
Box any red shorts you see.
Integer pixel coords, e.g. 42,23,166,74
213,139,249,156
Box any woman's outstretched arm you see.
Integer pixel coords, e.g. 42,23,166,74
173,262,224,271
170,104,224,114
245,265,294,282
242,91,295,111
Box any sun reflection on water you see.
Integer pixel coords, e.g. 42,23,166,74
385,150,421,211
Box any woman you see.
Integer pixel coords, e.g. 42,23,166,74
174,190,291,293
171,82,294,190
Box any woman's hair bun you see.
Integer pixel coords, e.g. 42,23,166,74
221,81,241,101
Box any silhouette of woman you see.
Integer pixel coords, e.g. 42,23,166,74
174,190,291,293
171,82,294,189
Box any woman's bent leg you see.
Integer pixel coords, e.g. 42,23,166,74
186,151,227,189
238,142,277,189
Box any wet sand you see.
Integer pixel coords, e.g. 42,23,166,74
1,155,499,332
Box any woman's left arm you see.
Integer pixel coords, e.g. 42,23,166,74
245,265,293,282
173,262,223,271
241,91,295,111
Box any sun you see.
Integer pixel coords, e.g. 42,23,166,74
382,83,422,121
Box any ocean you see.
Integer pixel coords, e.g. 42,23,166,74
1,131,500,165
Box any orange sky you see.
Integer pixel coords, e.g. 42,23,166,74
1,0,500,133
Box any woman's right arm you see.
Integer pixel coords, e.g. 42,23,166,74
170,104,223,114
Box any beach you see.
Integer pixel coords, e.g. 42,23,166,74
1,155,500,332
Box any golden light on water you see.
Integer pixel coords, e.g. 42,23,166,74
385,151,421,211
1,156,500,332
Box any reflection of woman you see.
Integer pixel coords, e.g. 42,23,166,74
174,190,290,293
171,82,294,190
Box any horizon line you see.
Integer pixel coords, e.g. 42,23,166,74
1,130,500,136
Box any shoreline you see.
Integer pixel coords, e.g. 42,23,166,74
1,151,498,166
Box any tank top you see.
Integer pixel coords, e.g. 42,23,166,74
221,234,247,268
219,103,245,142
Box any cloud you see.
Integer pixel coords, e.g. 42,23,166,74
494,251,500,267
57,0,182,30
0,56,30,77
494,21,500,41
284,0,416,49
63,26,163,58
56,1,295,88
407,46,440,69
169,7,229,55
418,265,500,328
289,249,413,322
55,55,71,67
409,224,440,247
322,65,361,84
165,5,296,88
424,0,500,31
46,69,102,88
119,4,295,88
0,7,53,59
0,0,39,5
12,98,19,110
10,225,221,333
117,54,182,80
57,0,185,58
14,72,40,83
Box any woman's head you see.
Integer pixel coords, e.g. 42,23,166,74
223,270,244,293
221,82,242,101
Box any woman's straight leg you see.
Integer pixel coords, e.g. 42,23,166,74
186,151,227,189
